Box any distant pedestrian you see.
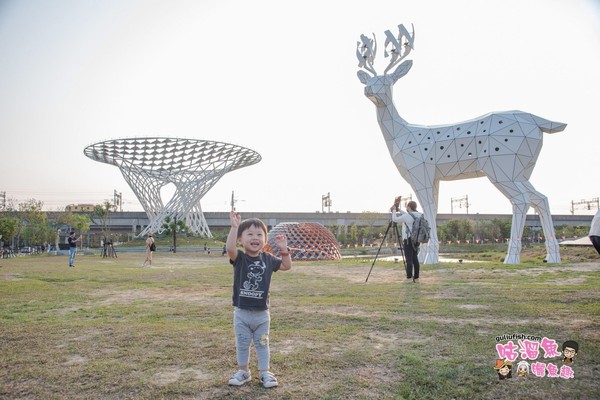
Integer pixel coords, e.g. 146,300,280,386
68,232,82,268
142,233,155,268
589,209,600,255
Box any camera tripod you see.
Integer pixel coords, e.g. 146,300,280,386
102,239,117,258
365,220,406,283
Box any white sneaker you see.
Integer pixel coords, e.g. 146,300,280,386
260,371,278,388
228,369,251,386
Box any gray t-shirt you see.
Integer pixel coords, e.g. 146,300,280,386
231,251,282,310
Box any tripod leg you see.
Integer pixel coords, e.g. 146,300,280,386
393,223,407,270
366,222,392,283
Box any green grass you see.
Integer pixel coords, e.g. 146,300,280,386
0,252,598,399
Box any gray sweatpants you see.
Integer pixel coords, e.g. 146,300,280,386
233,307,271,371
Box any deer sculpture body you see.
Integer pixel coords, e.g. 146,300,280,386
357,24,564,264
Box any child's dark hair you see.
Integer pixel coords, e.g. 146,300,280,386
237,218,268,238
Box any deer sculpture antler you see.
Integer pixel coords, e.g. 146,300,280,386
383,24,415,74
357,24,415,76
356,33,377,75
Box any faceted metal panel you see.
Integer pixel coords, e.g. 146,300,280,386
265,222,341,261
357,25,564,264
84,137,261,237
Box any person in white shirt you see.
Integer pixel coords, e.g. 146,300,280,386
391,200,422,283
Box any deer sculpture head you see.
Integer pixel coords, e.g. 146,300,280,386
356,24,564,265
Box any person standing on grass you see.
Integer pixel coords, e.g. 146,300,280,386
67,231,82,268
226,211,292,388
391,200,422,283
142,233,155,268
589,209,600,255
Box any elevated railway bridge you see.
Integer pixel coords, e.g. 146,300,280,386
88,211,593,238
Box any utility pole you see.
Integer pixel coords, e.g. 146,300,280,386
113,190,123,212
570,197,599,214
322,192,332,213
451,195,469,214
230,191,245,211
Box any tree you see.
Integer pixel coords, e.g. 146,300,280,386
358,212,380,245
71,214,91,248
19,199,45,224
490,218,512,240
0,217,18,245
329,224,346,246
440,219,473,242
555,225,590,240
15,199,46,248
349,224,358,247
22,223,54,248
92,201,115,242
478,219,502,242
54,210,74,230
161,215,188,253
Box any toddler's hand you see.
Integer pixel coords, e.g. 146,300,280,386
230,211,241,228
274,234,287,251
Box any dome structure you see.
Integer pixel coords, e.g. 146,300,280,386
265,222,341,261
84,137,261,237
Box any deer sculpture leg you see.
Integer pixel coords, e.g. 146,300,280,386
521,181,561,263
413,181,440,264
489,180,531,264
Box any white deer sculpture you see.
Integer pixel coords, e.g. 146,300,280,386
356,24,565,264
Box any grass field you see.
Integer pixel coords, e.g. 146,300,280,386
1,250,598,399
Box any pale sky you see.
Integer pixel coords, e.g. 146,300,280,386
1,0,599,215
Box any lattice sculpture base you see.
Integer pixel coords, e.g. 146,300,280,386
265,222,341,261
84,137,261,237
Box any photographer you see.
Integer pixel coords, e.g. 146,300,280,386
391,199,421,283
67,231,82,268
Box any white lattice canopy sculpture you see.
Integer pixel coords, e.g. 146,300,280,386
84,137,261,237
357,24,565,264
